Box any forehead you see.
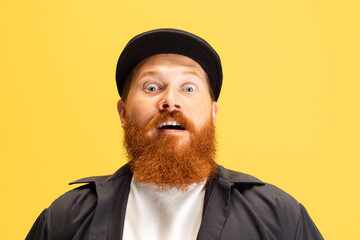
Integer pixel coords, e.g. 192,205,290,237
131,53,208,80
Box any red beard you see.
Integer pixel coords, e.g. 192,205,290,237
123,111,217,191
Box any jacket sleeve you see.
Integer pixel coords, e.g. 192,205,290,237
294,204,324,240
26,209,52,240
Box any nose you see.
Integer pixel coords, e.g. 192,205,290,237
158,86,181,112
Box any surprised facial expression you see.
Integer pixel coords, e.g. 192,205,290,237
117,54,218,148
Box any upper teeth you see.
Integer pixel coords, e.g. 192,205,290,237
159,121,182,127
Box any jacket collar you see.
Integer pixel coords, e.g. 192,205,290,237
69,164,132,185
68,164,264,240
70,164,264,186
216,165,265,185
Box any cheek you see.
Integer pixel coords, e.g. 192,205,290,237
186,102,212,125
127,101,156,127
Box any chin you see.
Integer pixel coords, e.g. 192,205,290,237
171,140,190,150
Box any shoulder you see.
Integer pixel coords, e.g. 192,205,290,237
214,166,323,239
50,173,111,215
217,166,303,235
45,174,113,238
44,165,132,239
217,165,299,209
45,183,97,239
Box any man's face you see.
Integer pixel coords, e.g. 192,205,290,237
117,54,219,189
117,53,218,147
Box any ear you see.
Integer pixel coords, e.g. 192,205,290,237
117,99,126,128
211,101,219,126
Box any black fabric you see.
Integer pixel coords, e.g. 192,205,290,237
26,164,323,240
115,29,223,101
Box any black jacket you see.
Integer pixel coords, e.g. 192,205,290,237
27,164,323,240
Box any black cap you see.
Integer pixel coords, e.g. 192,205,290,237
115,28,223,101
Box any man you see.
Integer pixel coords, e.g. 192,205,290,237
27,29,323,239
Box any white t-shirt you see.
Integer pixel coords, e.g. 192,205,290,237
122,177,206,240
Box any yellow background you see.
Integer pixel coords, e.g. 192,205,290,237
1,0,359,239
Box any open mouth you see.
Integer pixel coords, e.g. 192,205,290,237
157,121,185,130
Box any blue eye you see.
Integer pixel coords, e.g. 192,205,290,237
145,84,159,92
184,84,196,93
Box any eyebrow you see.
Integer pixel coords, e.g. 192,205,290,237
137,69,202,80
137,70,158,80
182,70,202,79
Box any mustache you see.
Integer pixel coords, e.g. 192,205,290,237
144,111,196,133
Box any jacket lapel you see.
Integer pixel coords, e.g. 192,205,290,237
106,168,132,240
71,164,133,240
197,172,232,240
88,180,117,240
